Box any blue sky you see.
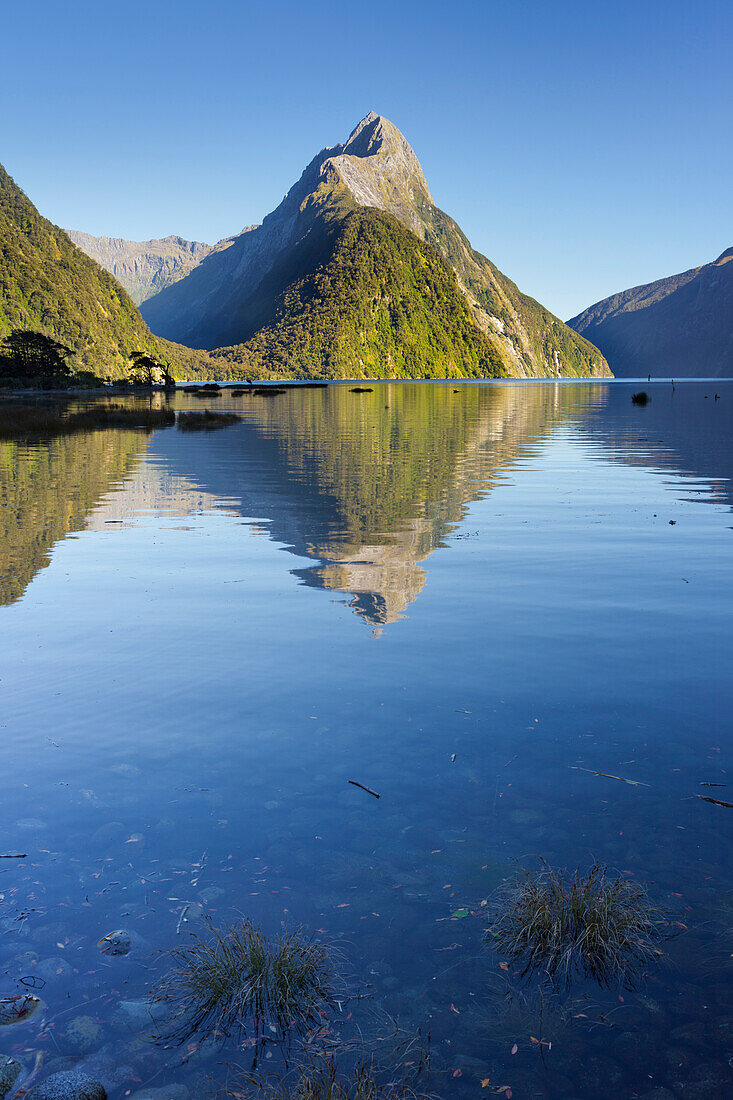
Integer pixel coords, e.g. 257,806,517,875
1,0,730,319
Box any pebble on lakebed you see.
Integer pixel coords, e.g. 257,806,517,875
25,1070,107,1100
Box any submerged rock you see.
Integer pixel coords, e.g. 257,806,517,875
0,1056,21,1098
65,1015,104,1053
25,1070,107,1100
129,1087,189,1100
97,930,132,957
671,1061,733,1099
111,998,169,1031
0,993,42,1025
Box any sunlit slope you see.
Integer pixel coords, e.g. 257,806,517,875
140,114,610,380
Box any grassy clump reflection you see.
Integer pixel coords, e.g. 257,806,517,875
0,403,175,437
631,391,649,405
486,862,663,987
177,410,241,430
154,919,334,1046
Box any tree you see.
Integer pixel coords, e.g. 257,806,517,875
0,329,73,382
129,351,175,387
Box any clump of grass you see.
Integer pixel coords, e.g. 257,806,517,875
631,391,649,405
486,862,664,987
177,410,241,431
153,919,334,1047
0,403,174,437
229,1057,423,1100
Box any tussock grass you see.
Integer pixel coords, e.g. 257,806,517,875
229,1057,425,1100
177,410,241,431
486,862,664,987
631,391,650,405
0,403,175,437
154,919,334,1047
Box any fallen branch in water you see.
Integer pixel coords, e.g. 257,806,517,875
698,795,733,809
348,780,380,799
571,767,650,787
0,853,26,859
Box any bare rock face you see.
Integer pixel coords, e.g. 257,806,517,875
135,112,609,378
327,111,433,235
66,231,243,305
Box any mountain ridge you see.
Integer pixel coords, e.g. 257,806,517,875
139,113,610,380
0,162,214,379
66,230,247,305
568,247,733,377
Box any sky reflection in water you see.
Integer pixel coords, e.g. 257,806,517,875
0,381,732,1098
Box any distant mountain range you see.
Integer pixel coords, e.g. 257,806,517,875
73,112,610,381
66,230,249,305
568,247,733,378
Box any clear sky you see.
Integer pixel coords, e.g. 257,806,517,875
1,0,730,319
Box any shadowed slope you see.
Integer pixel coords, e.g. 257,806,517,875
568,248,733,378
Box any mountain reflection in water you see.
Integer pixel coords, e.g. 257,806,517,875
1,381,731,621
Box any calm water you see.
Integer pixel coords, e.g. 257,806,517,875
1,381,732,1099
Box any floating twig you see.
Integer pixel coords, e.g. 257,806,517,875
0,853,26,859
698,795,733,809
572,767,650,787
176,905,190,935
348,780,380,799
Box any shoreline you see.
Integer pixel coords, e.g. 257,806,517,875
1,376,731,398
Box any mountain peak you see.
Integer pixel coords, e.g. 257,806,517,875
325,112,433,231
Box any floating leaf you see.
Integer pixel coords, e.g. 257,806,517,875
450,908,469,920
511,1043,518,1054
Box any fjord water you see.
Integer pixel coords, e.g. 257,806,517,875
1,381,732,1098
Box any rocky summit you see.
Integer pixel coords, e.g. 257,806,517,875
66,231,242,305
138,113,610,380
568,246,733,378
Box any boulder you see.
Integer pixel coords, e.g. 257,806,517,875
0,1056,22,1098
25,1070,107,1100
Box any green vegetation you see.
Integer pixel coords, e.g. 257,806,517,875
128,351,174,387
486,862,664,987
0,329,74,385
423,207,609,378
153,919,334,1046
177,410,241,430
0,163,216,382
211,208,507,381
230,1057,429,1100
0,403,175,438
